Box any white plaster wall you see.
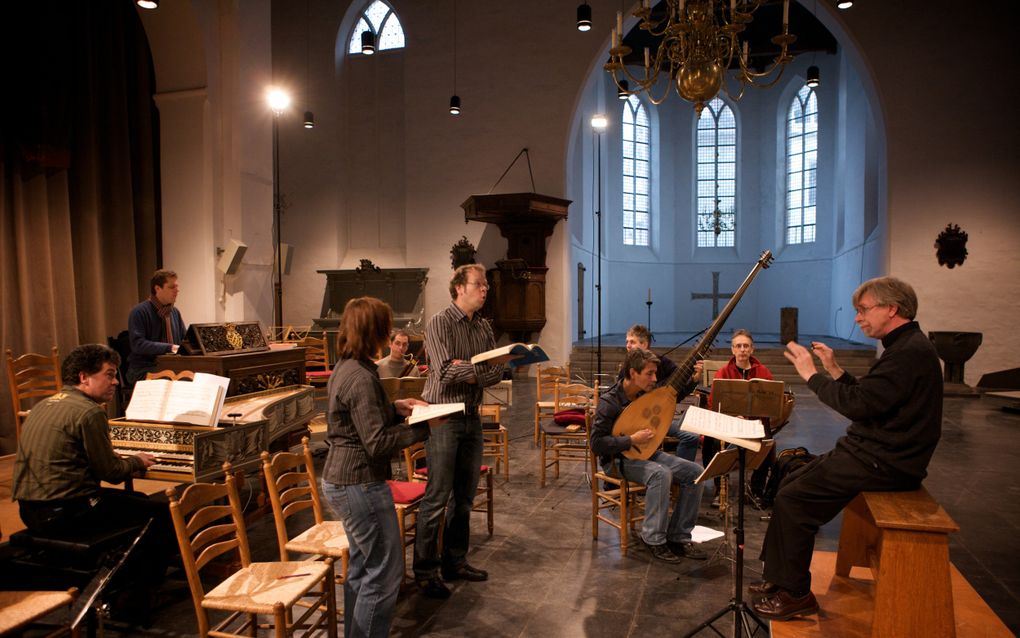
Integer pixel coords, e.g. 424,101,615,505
142,0,1019,384
838,0,1020,384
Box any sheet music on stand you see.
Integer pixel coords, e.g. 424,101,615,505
711,378,786,432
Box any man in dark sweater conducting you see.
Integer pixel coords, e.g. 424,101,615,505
750,276,943,621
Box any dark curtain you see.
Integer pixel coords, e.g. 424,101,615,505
0,1,159,453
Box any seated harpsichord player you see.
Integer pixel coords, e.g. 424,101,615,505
375,329,421,378
593,348,706,563
13,344,175,623
750,277,943,621
126,269,186,385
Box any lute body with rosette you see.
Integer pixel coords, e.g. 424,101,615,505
611,250,774,460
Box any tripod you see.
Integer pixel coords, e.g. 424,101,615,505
682,448,768,638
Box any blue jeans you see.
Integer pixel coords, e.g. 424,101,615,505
413,414,483,578
607,451,704,546
667,419,700,463
321,481,402,638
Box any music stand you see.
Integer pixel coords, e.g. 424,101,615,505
700,441,774,570
69,519,153,633
682,446,768,638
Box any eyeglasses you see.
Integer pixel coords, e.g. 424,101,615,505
854,303,885,315
466,281,490,290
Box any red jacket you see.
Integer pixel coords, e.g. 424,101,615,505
707,356,773,408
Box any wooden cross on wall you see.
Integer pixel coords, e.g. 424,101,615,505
691,272,735,318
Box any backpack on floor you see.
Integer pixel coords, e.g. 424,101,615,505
760,447,816,507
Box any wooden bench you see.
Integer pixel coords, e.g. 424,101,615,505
835,486,960,638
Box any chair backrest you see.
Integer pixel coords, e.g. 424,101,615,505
145,369,195,382
166,462,251,636
261,438,326,561
299,337,330,372
480,404,501,426
536,365,570,402
701,359,727,386
380,376,426,403
6,347,62,442
553,382,598,425
403,441,428,481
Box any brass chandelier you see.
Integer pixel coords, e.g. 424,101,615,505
605,0,796,114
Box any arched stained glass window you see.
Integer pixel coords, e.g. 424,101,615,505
695,97,736,248
622,95,650,247
348,0,405,55
786,85,818,244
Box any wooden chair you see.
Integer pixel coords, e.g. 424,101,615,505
145,369,195,381
590,448,646,554
261,438,350,593
298,336,331,399
403,440,493,535
533,364,570,444
166,462,337,638
6,347,62,443
379,376,426,403
0,588,80,638
539,381,596,487
480,404,509,481
386,479,427,583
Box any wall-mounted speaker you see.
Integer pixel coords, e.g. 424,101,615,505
218,238,247,274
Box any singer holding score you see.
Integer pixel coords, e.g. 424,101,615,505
750,277,943,621
319,297,440,638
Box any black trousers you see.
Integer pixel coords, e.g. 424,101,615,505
758,447,918,594
19,488,176,592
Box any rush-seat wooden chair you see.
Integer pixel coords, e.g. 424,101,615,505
386,478,427,583
6,347,62,443
480,404,509,481
261,438,350,588
144,369,195,382
590,447,646,554
533,364,570,444
539,381,597,487
298,336,331,399
403,440,494,535
166,462,337,638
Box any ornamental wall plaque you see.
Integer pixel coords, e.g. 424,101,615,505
935,223,968,268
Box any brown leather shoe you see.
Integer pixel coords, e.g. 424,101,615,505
748,580,780,595
752,590,819,621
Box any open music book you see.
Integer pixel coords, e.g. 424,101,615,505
680,405,765,452
470,343,549,368
407,402,465,425
125,372,230,426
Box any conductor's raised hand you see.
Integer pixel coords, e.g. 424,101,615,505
784,341,819,381
810,341,845,379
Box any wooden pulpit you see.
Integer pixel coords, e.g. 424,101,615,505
462,192,570,342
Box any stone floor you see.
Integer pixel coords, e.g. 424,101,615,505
45,377,1020,636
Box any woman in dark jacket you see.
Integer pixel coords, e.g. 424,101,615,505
319,296,435,638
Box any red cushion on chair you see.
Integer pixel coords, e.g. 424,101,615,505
553,408,586,425
387,480,426,504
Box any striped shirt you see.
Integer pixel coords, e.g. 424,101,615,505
422,303,505,408
13,387,145,502
321,358,429,485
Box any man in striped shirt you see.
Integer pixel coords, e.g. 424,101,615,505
413,264,506,599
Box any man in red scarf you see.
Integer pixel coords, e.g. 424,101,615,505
126,269,187,385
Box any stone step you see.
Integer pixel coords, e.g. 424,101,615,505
567,345,876,385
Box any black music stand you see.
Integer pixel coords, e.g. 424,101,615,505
701,441,774,570
69,519,153,634
682,445,769,638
